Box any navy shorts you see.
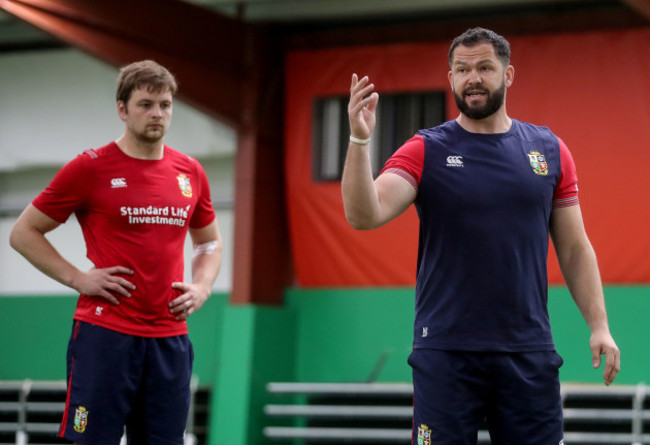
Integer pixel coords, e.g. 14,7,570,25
409,349,564,445
59,320,194,445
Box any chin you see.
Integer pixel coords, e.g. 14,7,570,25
145,131,165,139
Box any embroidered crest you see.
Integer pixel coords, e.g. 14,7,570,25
527,151,548,176
73,406,88,433
177,174,193,198
417,424,431,445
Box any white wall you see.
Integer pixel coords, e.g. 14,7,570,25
0,48,236,294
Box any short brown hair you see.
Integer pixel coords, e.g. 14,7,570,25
449,27,511,68
116,60,178,103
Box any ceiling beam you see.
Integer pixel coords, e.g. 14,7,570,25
0,0,248,126
619,0,650,21
281,1,648,49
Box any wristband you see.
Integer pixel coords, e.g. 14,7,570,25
349,135,371,145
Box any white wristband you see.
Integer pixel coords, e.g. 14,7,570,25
349,135,371,145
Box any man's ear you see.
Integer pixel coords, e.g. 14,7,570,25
117,100,127,121
505,65,515,88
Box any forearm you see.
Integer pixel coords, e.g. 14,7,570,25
341,142,382,230
559,241,610,333
168,236,222,318
559,239,620,385
551,204,619,384
10,225,82,290
191,245,222,292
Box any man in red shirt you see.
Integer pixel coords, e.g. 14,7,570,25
10,60,222,444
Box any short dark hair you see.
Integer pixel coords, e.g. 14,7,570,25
116,60,178,103
448,27,511,68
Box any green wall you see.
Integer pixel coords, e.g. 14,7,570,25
550,285,648,383
209,305,296,445
0,293,230,381
287,286,649,385
288,287,414,383
1,285,648,444
0,295,77,380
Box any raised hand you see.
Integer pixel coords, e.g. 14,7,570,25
348,74,379,140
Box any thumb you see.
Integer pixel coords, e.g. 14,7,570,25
171,282,187,291
366,92,379,113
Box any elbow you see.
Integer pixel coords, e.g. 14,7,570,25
342,199,383,230
344,212,378,231
349,220,376,231
8,227,23,253
9,222,37,255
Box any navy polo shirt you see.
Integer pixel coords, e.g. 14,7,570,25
383,120,578,352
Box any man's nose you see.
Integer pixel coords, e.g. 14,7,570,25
467,69,482,84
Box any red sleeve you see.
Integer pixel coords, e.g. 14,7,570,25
553,137,579,208
380,135,425,192
32,152,92,223
189,161,216,229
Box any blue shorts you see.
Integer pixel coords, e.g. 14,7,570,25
59,320,194,445
409,349,564,445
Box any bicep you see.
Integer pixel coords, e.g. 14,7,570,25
9,204,61,254
550,204,589,261
189,219,221,246
16,204,61,235
374,172,417,226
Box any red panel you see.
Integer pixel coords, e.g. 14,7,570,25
285,28,650,286
285,43,450,286
507,29,650,284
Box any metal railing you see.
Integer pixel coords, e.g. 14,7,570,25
264,382,650,444
0,378,199,445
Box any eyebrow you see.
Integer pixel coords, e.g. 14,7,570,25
453,58,497,67
136,98,172,104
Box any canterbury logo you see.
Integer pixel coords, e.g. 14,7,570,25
446,155,464,167
111,178,127,188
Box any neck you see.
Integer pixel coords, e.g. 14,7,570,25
456,109,512,134
115,133,164,160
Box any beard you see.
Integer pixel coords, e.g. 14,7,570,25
133,124,167,144
454,81,506,120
